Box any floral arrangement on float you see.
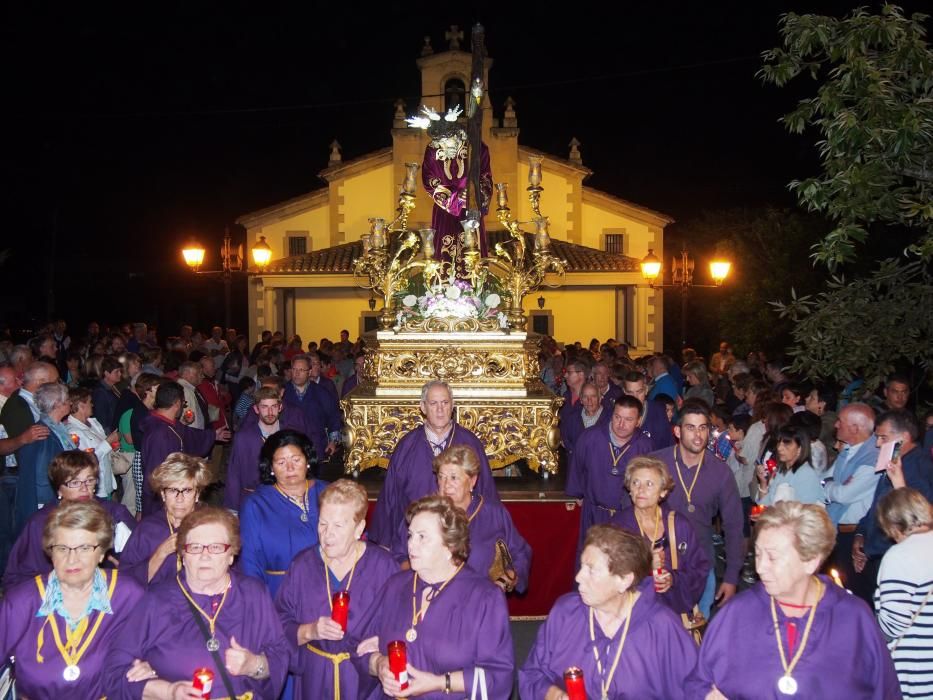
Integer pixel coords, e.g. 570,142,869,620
393,272,508,329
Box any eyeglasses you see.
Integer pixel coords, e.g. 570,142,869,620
64,477,99,490
163,487,196,499
183,543,232,554
50,544,101,556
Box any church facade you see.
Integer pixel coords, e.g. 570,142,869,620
239,29,671,351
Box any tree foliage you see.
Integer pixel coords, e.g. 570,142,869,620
759,4,933,388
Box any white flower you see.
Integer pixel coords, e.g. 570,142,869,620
484,293,501,308
445,285,461,300
497,312,508,328
402,294,418,307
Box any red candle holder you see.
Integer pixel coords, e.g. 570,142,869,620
70,433,80,447
183,409,194,423
765,458,777,478
192,667,214,699
654,567,665,592
331,590,349,631
564,666,586,700
387,640,409,690
750,504,765,518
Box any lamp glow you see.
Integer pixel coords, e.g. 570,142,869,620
640,249,662,284
251,236,272,269
709,260,731,286
182,241,206,270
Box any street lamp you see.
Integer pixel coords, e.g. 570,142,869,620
181,227,273,330
641,246,732,347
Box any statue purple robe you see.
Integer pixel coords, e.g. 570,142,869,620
610,504,710,614
684,577,902,699
349,568,515,699
519,579,698,700
367,422,500,547
0,569,144,700
104,570,289,700
421,139,493,270
566,424,653,558
274,543,400,700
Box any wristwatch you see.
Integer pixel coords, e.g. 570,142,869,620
252,657,267,679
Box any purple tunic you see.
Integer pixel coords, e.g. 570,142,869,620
684,578,902,699
118,508,179,588
350,568,514,699
2,498,136,589
650,445,745,585
566,425,653,556
274,543,400,700
519,579,698,700
223,405,317,511
0,569,144,700
139,413,215,516
641,400,675,451
390,492,532,593
104,570,289,700
562,406,611,462
367,423,500,547
609,504,710,614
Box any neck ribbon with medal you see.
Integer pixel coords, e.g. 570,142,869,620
177,574,231,652
406,563,464,643
276,480,311,522
34,570,119,682
770,576,824,695
673,445,705,513
588,591,635,700
608,433,633,476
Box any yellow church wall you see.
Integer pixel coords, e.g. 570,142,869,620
294,287,372,341
524,287,617,344
249,205,330,258
580,201,656,258
337,163,396,242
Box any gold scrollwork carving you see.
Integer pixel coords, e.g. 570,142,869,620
377,347,527,384
398,316,502,333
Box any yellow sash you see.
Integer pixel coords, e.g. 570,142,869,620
306,643,350,700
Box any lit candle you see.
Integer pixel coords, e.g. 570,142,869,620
387,640,409,690
750,504,765,518
331,591,349,631
830,569,844,588
192,667,214,698
563,667,586,700
528,157,543,187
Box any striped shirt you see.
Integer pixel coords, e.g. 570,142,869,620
875,529,933,699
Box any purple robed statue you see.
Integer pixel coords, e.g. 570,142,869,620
275,543,400,700
1,569,145,700
520,580,697,700
3,497,135,589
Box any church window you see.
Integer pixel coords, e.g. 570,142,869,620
287,234,309,256
604,232,625,254
444,78,466,113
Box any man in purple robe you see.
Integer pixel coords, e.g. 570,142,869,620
416,110,493,268
623,370,674,450
649,402,743,618
139,381,220,516
594,361,623,410
520,579,697,699
283,353,339,458
367,381,499,547
223,386,320,512
562,382,611,463
275,539,399,699
566,396,653,559
557,358,590,431
685,575,901,699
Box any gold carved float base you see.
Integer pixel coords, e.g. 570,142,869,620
341,388,562,475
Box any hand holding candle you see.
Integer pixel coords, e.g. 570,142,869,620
331,590,349,632
564,667,586,700
387,640,409,690
192,667,214,699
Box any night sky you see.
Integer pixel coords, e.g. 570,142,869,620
3,1,927,337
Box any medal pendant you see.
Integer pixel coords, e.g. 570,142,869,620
300,513,308,522
687,503,695,513
63,664,81,682
206,637,220,652
610,468,619,476
778,675,798,695
405,628,418,643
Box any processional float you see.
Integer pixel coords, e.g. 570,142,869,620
342,24,566,477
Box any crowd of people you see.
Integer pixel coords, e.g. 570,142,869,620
0,320,930,698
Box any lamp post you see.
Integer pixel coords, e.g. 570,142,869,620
182,228,272,331
640,246,731,348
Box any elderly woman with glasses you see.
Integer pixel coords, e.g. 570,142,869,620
3,451,136,588
118,453,212,588
14,381,78,531
0,500,145,699
686,501,900,699
106,506,289,700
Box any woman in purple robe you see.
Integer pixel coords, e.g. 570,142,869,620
238,429,328,597
519,524,698,699
685,501,901,700
562,382,611,463
351,495,514,699
0,500,144,699
609,456,710,615
118,452,211,587
390,444,531,594
276,480,400,699
105,506,289,699
3,450,136,588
